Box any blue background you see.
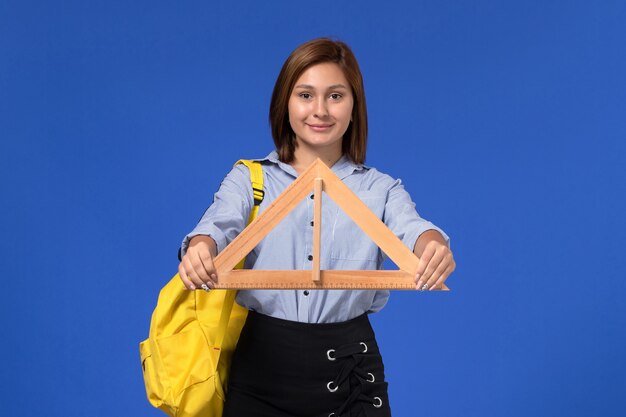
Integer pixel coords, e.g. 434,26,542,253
1,1,625,416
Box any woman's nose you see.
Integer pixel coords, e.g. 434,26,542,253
314,98,329,118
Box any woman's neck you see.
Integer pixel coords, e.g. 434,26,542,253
291,145,343,175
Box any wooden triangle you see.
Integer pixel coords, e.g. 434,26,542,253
213,158,448,290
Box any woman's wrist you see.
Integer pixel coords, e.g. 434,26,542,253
413,230,447,257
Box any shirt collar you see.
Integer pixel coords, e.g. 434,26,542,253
261,150,366,180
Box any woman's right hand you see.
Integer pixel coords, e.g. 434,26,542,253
178,235,218,291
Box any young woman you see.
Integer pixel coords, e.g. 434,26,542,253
178,38,455,417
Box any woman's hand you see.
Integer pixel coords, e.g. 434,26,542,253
178,235,219,291
413,230,456,291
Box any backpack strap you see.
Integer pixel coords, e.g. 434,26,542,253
213,160,264,357
235,159,265,224
233,159,264,265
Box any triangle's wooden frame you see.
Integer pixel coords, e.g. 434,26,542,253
213,159,448,290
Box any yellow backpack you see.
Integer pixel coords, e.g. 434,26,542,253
140,160,264,417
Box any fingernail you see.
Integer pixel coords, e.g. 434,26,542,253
211,274,217,281
189,285,196,290
416,280,423,290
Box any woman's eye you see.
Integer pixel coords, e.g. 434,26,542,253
330,93,342,100
299,93,312,100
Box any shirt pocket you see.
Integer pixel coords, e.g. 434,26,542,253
330,191,386,267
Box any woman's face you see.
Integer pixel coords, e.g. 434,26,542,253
288,62,354,157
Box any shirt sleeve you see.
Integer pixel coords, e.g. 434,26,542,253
180,164,253,257
382,176,450,256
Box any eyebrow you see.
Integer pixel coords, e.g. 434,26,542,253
294,84,349,90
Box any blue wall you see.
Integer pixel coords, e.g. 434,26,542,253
1,1,625,416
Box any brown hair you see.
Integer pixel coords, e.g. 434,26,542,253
269,38,368,164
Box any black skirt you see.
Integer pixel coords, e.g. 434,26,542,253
223,311,392,417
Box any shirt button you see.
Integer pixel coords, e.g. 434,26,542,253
310,194,314,199
307,255,313,261
310,221,314,226
304,290,310,296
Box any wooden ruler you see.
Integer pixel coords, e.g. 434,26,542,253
214,270,423,290
212,159,449,291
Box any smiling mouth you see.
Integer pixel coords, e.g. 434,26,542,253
307,124,334,131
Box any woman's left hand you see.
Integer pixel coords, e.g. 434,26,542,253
414,231,456,291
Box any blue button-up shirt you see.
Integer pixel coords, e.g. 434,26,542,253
181,151,449,323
